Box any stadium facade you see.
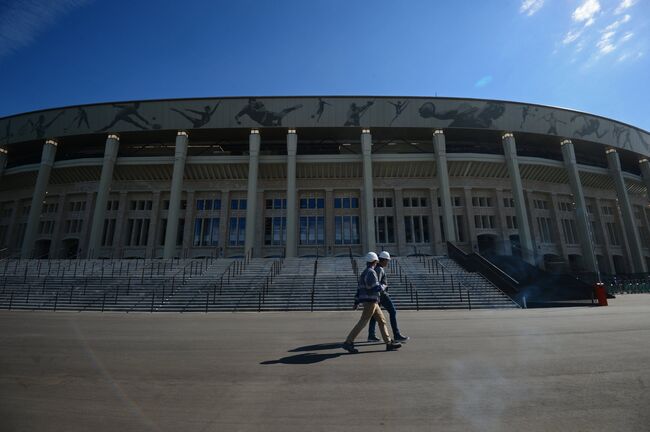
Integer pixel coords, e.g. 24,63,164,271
0,96,649,275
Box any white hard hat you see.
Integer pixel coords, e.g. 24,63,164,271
378,251,391,260
365,251,379,262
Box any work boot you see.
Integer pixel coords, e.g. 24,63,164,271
367,335,381,342
342,342,359,353
386,341,402,351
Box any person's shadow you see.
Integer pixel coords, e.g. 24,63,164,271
260,342,385,365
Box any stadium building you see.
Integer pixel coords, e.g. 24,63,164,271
0,96,649,275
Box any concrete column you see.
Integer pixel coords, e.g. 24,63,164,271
285,130,298,257
361,130,376,253
48,194,66,258
21,140,57,258
606,148,647,273
0,148,7,180
163,131,189,259
87,135,120,258
594,198,615,273
463,188,477,251
560,140,598,273
394,188,407,255
429,188,442,255
325,189,334,256
182,191,195,257
639,159,650,201
79,192,95,257
494,189,511,255
6,198,19,252
502,134,535,264
218,190,230,257
549,193,569,263
113,192,128,258
146,191,161,258
433,130,456,243
244,130,260,256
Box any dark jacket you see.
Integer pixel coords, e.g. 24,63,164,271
355,264,384,304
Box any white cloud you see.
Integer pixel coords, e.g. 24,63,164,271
520,0,545,16
572,0,601,25
620,32,634,43
563,29,583,44
0,0,93,60
605,14,631,32
615,0,637,15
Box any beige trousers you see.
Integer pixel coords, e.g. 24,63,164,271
345,302,392,344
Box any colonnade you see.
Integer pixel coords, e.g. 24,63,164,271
3,129,648,273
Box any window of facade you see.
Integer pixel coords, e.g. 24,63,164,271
537,217,553,243
101,218,116,246
606,222,620,245
194,217,220,246
334,216,360,244
125,218,150,246
561,219,578,244
472,196,493,207
375,216,395,244
299,216,323,245
474,215,496,229
503,198,515,208
506,215,518,230
404,215,430,243
228,217,246,246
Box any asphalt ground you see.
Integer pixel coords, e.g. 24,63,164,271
1,296,649,432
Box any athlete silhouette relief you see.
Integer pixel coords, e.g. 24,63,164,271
541,112,566,135
22,111,65,139
418,101,505,128
344,101,374,126
311,98,332,122
1,120,12,144
612,125,633,150
97,102,152,132
65,107,90,131
571,114,609,139
520,105,538,128
171,103,220,128
235,98,303,126
387,100,409,125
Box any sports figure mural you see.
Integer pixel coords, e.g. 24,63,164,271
344,101,374,126
418,101,505,128
235,98,303,126
571,114,609,139
171,103,220,128
97,102,154,132
311,98,332,123
387,100,409,126
21,111,64,139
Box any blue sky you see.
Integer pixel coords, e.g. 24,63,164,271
1,0,648,130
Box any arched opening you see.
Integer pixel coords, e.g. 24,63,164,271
509,234,522,258
596,255,610,274
34,240,51,259
567,254,584,273
477,234,498,256
543,254,565,273
62,238,79,259
612,255,626,274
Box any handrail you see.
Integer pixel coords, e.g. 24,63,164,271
311,258,318,312
446,241,523,306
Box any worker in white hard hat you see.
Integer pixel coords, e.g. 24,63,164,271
342,252,402,353
367,251,409,342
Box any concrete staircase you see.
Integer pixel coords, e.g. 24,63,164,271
0,256,519,312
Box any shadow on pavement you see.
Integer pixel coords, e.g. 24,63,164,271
261,343,387,365
289,341,384,352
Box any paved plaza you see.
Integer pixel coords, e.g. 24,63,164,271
1,296,649,431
